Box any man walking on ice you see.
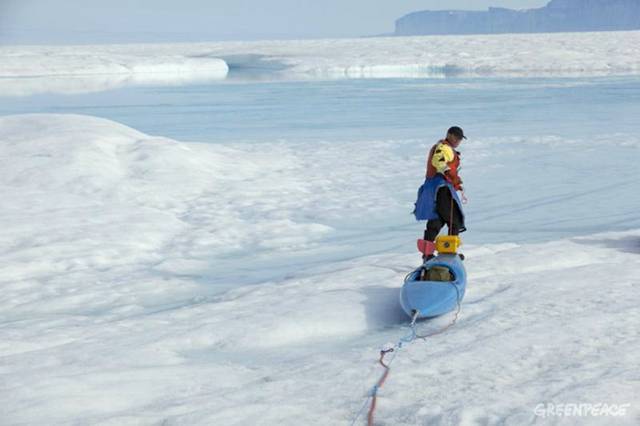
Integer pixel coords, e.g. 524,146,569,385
413,126,468,261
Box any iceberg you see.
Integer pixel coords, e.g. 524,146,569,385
2,31,640,95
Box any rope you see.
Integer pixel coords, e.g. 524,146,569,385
449,191,454,236
461,190,468,205
365,313,418,426
350,285,462,425
348,313,417,426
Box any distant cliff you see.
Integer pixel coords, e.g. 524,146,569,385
394,0,640,36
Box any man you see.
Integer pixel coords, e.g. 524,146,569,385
413,126,467,261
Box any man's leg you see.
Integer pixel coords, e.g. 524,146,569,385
435,186,463,235
419,218,443,261
434,186,467,260
425,218,444,241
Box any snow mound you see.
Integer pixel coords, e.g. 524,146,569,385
0,114,333,291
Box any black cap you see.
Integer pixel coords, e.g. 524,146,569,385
447,126,467,140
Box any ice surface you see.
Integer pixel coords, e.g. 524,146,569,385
0,47,229,95
2,30,640,95
1,114,638,425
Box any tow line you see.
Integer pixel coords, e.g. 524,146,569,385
350,285,461,426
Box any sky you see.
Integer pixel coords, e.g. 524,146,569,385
0,0,549,45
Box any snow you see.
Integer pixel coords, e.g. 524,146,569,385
2,30,640,95
1,114,638,425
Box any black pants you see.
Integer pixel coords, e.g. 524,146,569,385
424,186,466,241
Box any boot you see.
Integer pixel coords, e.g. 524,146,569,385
417,239,436,263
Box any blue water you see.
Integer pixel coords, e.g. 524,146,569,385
2,76,640,144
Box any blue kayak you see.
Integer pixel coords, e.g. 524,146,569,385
399,254,467,319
